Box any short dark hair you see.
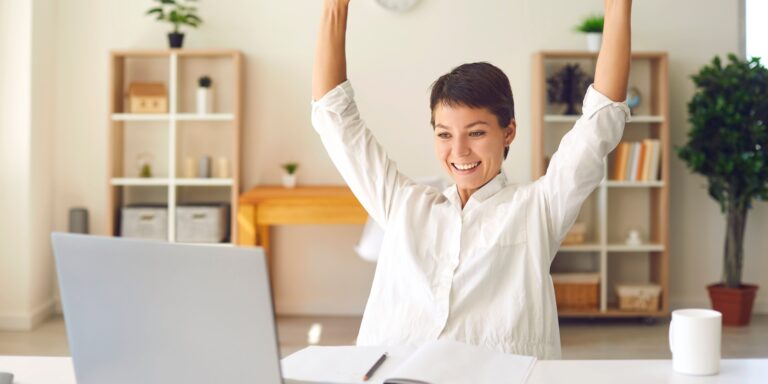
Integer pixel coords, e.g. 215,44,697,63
429,62,515,159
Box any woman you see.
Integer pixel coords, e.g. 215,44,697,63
312,0,632,359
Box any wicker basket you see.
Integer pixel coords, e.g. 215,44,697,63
552,273,600,311
616,284,661,311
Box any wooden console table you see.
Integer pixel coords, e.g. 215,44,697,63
237,186,368,258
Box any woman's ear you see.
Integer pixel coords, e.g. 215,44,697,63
505,119,517,145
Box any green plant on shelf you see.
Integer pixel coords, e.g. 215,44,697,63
146,0,203,34
575,14,604,33
198,75,212,88
282,162,299,175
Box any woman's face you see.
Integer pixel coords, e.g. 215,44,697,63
433,103,515,193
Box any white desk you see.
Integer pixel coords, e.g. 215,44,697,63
1,355,766,383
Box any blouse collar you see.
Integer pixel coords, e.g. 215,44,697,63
443,171,508,210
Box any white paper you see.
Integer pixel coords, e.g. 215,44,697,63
384,340,536,384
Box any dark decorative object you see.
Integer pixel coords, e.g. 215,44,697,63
677,54,768,326
198,75,212,88
68,208,89,234
146,0,203,49
547,63,593,115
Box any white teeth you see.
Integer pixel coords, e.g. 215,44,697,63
453,162,480,170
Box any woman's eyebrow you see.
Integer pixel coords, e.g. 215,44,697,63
435,121,490,130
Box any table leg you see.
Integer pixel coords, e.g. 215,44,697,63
237,204,256,246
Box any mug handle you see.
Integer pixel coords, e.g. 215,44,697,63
668,318,675,354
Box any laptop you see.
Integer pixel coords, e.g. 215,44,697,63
52,233,284,384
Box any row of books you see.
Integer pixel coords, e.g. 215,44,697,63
611,140,661,181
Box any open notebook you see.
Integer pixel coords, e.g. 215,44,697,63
281,339,536,384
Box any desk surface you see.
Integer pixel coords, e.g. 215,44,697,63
3,355,766,384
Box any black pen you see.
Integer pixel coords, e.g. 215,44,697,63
363,352,387,381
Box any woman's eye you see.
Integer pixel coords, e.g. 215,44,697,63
437,132,450,139
470,131,485,137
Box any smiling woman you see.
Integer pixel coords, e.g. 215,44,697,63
311,0,632,360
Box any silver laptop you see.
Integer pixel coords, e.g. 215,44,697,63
52,233,283,384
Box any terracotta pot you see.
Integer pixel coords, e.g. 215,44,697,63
707,283,759,326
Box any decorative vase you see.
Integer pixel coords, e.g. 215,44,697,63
196,87,214,114
707,283,759,326
168,32,185,48
586,32,602,52
282,173,297,188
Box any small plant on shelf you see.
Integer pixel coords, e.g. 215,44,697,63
196,75,214,114
575,14,604,52
574,14,604,33
146,0,203,49
281,162,299,189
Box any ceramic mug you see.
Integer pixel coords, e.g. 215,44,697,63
669,309,722,375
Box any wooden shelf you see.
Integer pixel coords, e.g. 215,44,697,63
607,244,665,252
175,113,235,121
111,178,169,186
108,49,243,244
175,178,233,186
112,114,170,122
533,51,670,319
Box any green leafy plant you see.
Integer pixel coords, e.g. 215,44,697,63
575,14,604,33
146,0,203,34
676,54,768,288
198,76,212,88
282,162,299,175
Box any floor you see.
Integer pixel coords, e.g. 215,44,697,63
2,315,767,359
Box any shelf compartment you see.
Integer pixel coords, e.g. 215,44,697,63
176,55,238,114
111,54,170,114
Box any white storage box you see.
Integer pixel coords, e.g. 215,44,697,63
176,205,228,243
120,206,168,240
616,284,662,311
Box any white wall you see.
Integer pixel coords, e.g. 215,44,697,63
0,0,56,330
41,0,766,318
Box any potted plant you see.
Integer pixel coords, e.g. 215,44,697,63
575,14,604,52
146,0,203,49
281,162,299,188
197,75,213,114
677,54,768,326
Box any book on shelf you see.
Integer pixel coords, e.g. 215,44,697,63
281,339,536,384
610,139,661,182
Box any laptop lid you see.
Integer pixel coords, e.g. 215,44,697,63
52,233,283,384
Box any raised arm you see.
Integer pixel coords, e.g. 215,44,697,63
312,0,350,101
593,0,632,101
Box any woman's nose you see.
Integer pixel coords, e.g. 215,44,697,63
453,137,471,157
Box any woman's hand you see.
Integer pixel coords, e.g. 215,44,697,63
312,0,351,101
593,0,633,102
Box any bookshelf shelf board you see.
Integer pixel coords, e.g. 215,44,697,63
558,244,602,252
606,244,665,252
175,113,235,121
558,309,667,318
174,178,234,186
544,115,664,123
603,180,664,188
111,178,170,186
112,114,170,122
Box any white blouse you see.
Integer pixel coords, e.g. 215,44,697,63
311,80,629,359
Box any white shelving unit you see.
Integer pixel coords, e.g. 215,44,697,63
532,51,670,318
107,49,243,244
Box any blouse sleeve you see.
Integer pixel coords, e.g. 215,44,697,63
311,80,415,228
535,84,630,256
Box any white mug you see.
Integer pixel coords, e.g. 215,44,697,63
669,309,722,375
